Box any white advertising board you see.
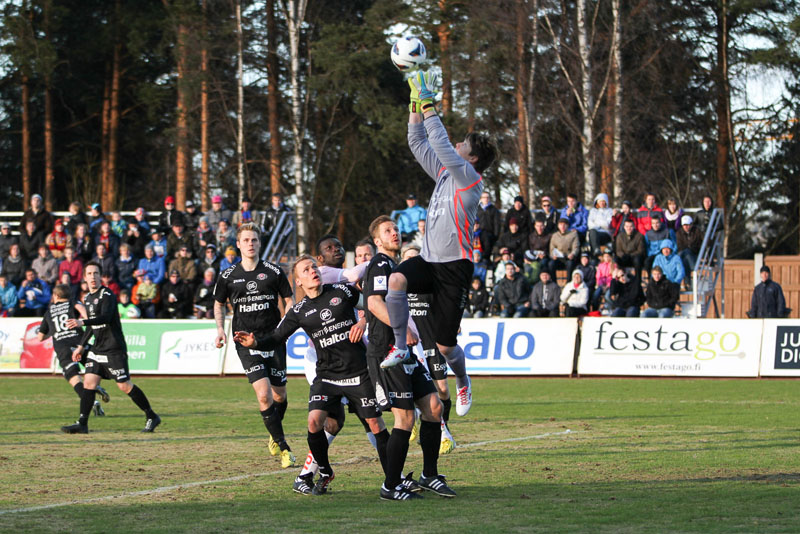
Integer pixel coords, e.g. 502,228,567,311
0,318,55,373
759,319,800,377
578,318,763,377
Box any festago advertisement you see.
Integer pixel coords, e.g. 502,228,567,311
0,318,54,372
122,320,224,374
223,327,309,375
759,320,800,377
578,318,763,377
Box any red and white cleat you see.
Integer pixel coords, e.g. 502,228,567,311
455,376,472,416
380,346,411,369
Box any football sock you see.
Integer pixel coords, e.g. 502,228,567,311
444,345,469,390
307,430,331,477
128,385,156,418
298,431,335,477
275,400,288,421
385,289,410,351
73,382,85,398
441,398,452,423
419,420,441,478
78,389,96,426
262,405,290,451
375,429,390,474
385,428,411,490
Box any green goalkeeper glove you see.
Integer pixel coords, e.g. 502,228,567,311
407,70,438,114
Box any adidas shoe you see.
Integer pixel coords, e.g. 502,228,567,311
95,385,110,403
400,472,422,493
292,474,314,495
268,436,280,456
380,346,411,369
280,449,297,469
141,414,161,433
312,472,334,495
380,484,423,501
93,401,105,417
419,473,457,498
455,376,472,416
61,422,88,434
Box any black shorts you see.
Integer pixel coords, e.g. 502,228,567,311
56,347,82,380
236,343,287,386
84,350,130,383
308,372,381,420
422,347,448,381
367,354,436,412
394,256,472,347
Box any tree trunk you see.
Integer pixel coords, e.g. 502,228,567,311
107,40,121,210
175,21,190,209
526,0,539,205
100,71,111,208
437,0,452,116
611,0,623,203
266,0,281,196
236,0,245,206
715,0,730,256
21,72,31,210
576,0,595,204
600,78,614,197
515,0,529,203
43,0,54,210
200,0,210,211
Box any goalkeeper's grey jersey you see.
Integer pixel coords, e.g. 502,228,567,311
408,115,483,263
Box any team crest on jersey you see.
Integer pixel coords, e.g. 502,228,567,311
246,281,258,292
257,273,266,280
329,297,341,306
408,293,417,299
320,309,332,321
374,275,387,291
93,299,98,304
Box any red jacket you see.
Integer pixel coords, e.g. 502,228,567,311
635,204,664,235
58,258,84,284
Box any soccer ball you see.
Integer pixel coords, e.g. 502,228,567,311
391,36,427,72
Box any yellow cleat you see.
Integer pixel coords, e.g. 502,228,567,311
409,419,420,443
281,449,297,469
439,437,455,455
268,437,280,457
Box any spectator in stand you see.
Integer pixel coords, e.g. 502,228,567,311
559,193,589,243
493,262,530,318
494,217,528,267
560,270,589,317
115,243,137,291
194,267,217,319
493,247,515,283
0,222,18,259
537,196,559,235
695,195,714,234
72,223,93,263
472,249,488,285
610,200,635,238
137,244,165,286
194,217,215,252
231,196,256,228
118,289,141,319
644,216,674,273
20,193,54,236
663,198,684,233
527,217,552,276
587,193,613,256
132,272,159,318
78,280,90,302
16,268,51,317
109,211,126,238
0,273,18,316
92,243,117,281
391,193,427,242
87,203,107,234
593,251,615,311
410,219,426,248
354,239,374,266
197,244,221,279
635,193,664,235
158,195,184,233
31,245,58,287
549,217,579,278
748,265,787,318
205,195,233,231
676,215,702,289
45,218,71,259
643,265,679,318
169,245,198,291
167,221,194,259
123,218,148,259
615,219,645,276
530,270,561,317
2,244,26,286
576,253,596,306
609,269,645,317
101,272,122,296
19,220,44,264
504,195,534,237
477,191,502,256
159,269,192,318
522,250,542,288
464,277,490,318
148,229,168,258
652,240,685,285
133,207,151,233
64,201,88,236
93,220,120,258
263,192,291,237
216,218,236,251
182,199,200,232
58,246,83,297
219,245,240,271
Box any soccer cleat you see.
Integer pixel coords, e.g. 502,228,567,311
95,385,110,403
141,414,161,433
419,473,457,498
440,436,455,455
312,472,334,495
61,422,88,434
409,419,420,443
380,346,412,369
380,484,423,501
292,474,314,495
280,449,297,468
93,401,105,417
268,436,280,456
400,472,423,493
455,376,473,416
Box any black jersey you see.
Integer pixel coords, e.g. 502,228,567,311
213,260,293,335
78,286,127,353
39,300,84,351
407,292,435,349
362,252,396,358
256,284,366,379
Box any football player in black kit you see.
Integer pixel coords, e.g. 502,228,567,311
213,223,297,468
363,215,456,500
38,284,110,417
234,255,391,496
61,262,160,434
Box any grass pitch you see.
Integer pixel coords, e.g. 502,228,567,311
1,375,799,533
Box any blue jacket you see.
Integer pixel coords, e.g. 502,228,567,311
559,203,588,235
391,204,427,236
646,227,675,257
17,278,51,311
653,240,685,284
137,256,166,285
220,256,241,272
0,283,18,311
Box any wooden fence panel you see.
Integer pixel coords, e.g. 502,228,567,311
710,256,800,318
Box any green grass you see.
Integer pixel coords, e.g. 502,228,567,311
1,376,799,533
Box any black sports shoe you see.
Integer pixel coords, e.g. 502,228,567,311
312,472,334,496
93,401,105,417
141,414,161,433
96,385,110,403
400,472,422,493
61,422,88,434
418,473,457,498
292,474,313,495
380,484,423,501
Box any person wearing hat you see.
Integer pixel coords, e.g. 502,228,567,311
231,196,256,228
521,249,542,287
45,218,71,259
219,245,240,271
204,195,233,232
167,219,194,259
168,244,198,291
576,252,597,302
182,199,200,232
504,195,533,236
493,216,528,267
158,195,185,234
560,269,589,317
88,203,107,234
536,196,559,234
136,244,165,286
158,269,192,318
197,243,221,275
0,221,19,260
610,200,635,238
587,193,613,257
147,228,168,258
748,266,787,318
390,193,427,242
676,214,703,288
19,193,54,237
530,270,561,317
652,240,684,285
549,217,579,278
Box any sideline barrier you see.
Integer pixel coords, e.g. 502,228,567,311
760,319,800,377
0,318,54,372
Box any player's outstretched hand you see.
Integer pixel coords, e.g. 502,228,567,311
349,317,366,343
233,331,256,348
408,70,438,112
